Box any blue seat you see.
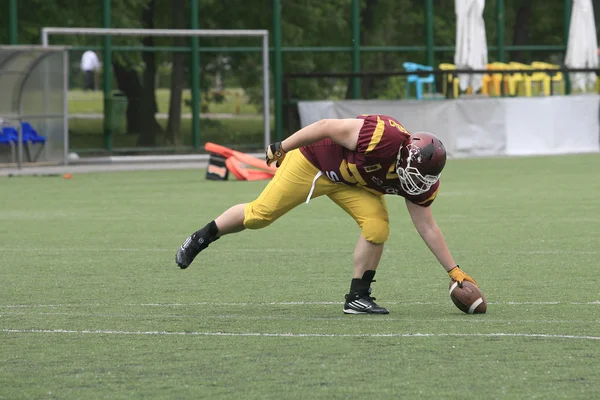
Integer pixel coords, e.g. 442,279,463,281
21,122,47,162
2,126,18,140
0,122,46,162
403,62,436,100
0,126,18,163
21,122,47,145
0,127,17,142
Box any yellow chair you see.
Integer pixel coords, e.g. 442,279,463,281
530,62,565,95
508,61,541,97
481,62,517,96
439,63,460,98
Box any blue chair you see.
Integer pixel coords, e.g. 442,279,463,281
0,126,17,163
0,122,46,163
20,122,47,162
403,62,436,100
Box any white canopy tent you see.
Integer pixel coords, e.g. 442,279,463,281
454,0,488,93
565,0,598,92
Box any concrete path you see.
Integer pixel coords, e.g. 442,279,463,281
69,113,262,120
0,151,264,177
1,161,210,177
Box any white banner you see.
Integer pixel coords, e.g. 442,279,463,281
505,95,600,155
298,96,600,158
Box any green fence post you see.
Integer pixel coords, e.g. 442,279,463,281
273,0,283,141
8,0,18,44
351,0,361,99
102,0,113,152
190,0,201,150
425,0,434,67
564,0,572,95
496,0,505,62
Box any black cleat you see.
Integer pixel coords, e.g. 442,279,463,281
175,235,218,269
343,292,389,315
176,236,200,269
176,221,220,269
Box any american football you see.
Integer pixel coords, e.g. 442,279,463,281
449,281,487,314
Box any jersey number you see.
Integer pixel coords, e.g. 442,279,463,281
386,164,398,180
326,161,370,186
339,160,367,186
325,171,339,182
388,119,409,134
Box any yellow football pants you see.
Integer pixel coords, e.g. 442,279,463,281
243,150,389,244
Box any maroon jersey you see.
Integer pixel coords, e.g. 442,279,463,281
299,115,440,207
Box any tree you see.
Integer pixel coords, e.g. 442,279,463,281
0,0,589,141
1,0,145,45
165,0,187,146
511,0,533,63
111,0,163,146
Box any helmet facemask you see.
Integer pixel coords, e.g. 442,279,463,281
396,142,441,196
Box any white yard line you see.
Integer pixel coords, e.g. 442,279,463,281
1,329,599,340
1,311,598,324
1,301,599,309
0,247,597,255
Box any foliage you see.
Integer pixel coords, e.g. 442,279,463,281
0,0,596,104
1,0,146,45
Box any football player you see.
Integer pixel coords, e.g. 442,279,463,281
176,115,479,314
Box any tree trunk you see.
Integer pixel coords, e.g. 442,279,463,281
165,0,186,146
137,0,163,147
111,0,163,145
113,62,144,135
511,0,533,63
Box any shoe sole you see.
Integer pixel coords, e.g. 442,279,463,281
175,249,191,269
343,308,389,315
175,256,190,269
344,308,368,315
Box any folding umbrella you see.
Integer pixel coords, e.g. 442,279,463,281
565,0,598,92
454,0,488,93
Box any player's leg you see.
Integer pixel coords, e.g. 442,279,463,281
327,187,390,314
175,202,249,268
353,234,385,279
84,70,93,91
176,150,326,268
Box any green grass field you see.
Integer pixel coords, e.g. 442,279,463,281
2,153,600,399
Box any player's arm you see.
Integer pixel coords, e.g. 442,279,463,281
405,199,478,286
405,199,456,271
266,118,363,166
283,118,363,151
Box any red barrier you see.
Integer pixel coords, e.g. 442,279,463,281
204,142,276,181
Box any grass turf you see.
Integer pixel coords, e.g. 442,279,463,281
1,153,600,399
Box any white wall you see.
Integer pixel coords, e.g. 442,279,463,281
298,95,600,158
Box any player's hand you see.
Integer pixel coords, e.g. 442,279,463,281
448,265,479,288
266,142,287,167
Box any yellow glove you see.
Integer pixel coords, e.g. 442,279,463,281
448,265,479,288
266,142,287,167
